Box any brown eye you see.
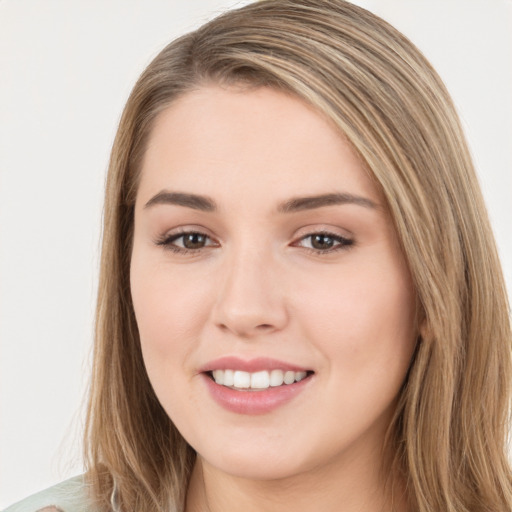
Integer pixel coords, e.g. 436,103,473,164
295,232,354,253
155,231,217,253
182,233,208,249
311,234,336,250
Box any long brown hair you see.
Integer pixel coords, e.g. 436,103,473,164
84,1,512,511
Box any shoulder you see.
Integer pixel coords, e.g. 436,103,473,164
2,475,98,512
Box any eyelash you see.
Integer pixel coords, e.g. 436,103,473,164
154,230,354,255
154,230,218,254
294,231,354,254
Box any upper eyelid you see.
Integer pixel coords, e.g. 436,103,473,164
292,232,353,247
295,229,350,238
158,225,216,240
292,223,354,238
158,230,217,245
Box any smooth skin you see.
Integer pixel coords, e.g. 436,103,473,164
130,86,416,512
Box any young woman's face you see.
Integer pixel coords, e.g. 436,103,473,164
131,86,417,481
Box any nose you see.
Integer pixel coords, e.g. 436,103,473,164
211,248,288,339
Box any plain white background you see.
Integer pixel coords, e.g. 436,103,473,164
1,0,510,507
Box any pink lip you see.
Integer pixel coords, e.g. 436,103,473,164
199,356,310,373
199,357,314,415
201,374,312,415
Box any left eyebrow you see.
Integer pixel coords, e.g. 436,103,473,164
277,193,379,213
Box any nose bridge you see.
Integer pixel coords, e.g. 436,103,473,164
212,239,287,337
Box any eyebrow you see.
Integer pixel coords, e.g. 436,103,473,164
144,191,217,211
143,190,378,213
277,192,378,212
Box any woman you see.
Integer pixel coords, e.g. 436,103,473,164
5,1,511,511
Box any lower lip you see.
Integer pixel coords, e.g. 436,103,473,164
202,373,312,415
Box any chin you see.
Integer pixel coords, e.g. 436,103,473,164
199,441,317,482
213,459,304,481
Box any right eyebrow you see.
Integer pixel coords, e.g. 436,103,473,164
143,191,217,212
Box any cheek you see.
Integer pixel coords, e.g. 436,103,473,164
130,257,214,420
130,255,212,367
289,258,416,450
294,255,416,376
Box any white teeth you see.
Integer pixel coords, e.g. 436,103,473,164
233,370,251,389
212,369,224,385
251,370,270,389
283,371,295,385
223,369,234,386
211,369,310,390
270,369,284,387
295,371,307,382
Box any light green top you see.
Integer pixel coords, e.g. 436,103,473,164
2,476,97,512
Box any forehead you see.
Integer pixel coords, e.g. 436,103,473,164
137,85,380,210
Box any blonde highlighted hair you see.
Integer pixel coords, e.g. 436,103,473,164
84,1,512,511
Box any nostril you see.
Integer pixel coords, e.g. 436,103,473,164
215,321,278,338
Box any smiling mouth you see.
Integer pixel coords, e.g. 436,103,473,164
207,369,314,391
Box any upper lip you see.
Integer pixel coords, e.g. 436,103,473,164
199,356,311,374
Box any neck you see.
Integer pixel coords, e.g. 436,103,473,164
185,451,408,512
